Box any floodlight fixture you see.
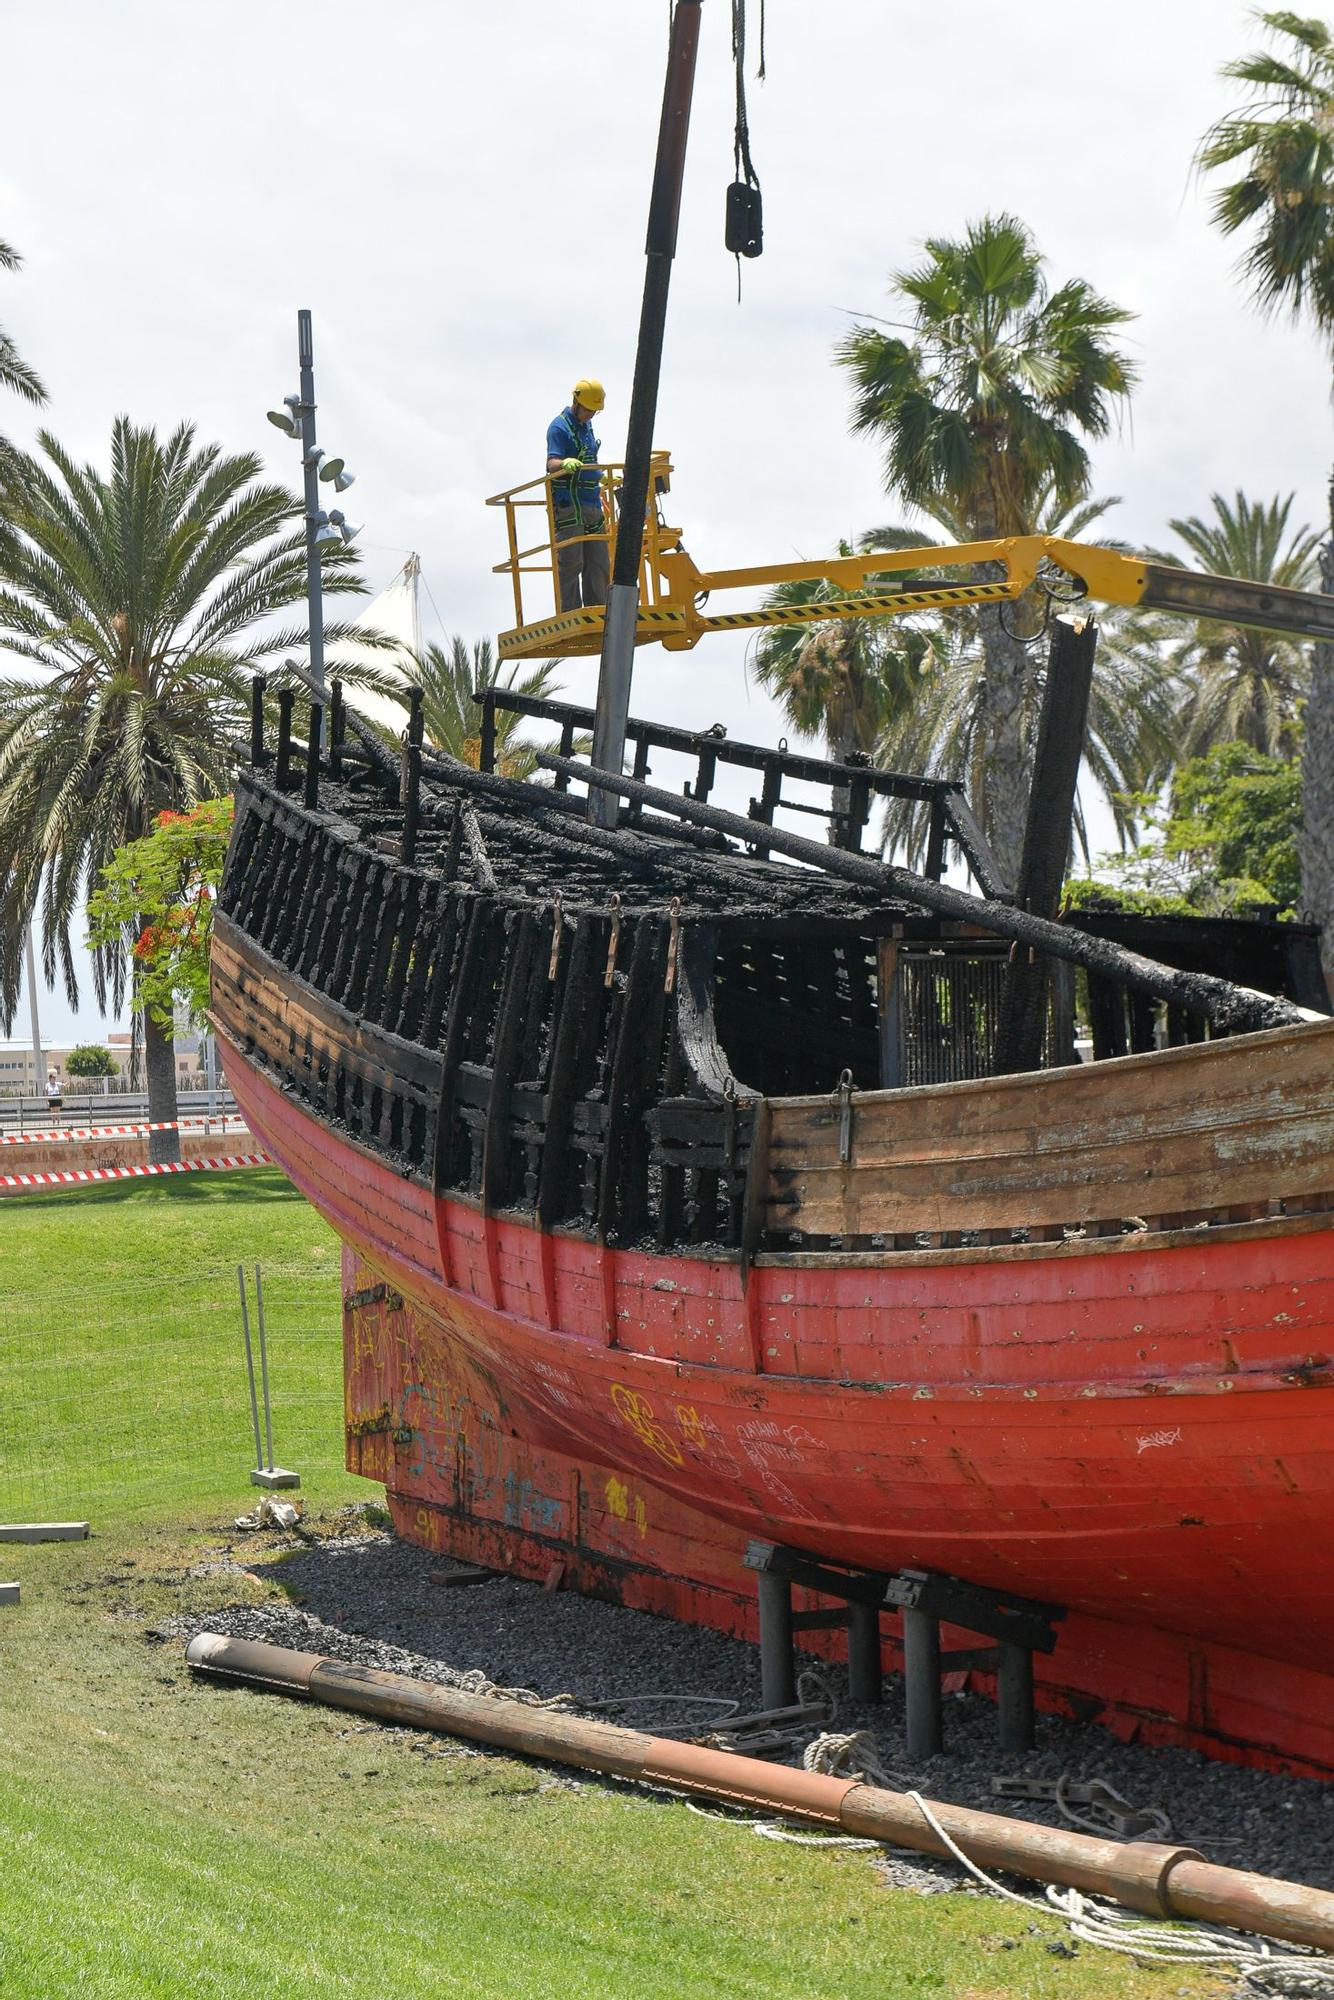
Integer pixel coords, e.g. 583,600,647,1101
313,512,342,550
329,509,361,546
304,447,326,473
319,456,355,493
266,409,301,438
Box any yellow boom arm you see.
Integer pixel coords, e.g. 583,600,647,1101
657,536,1334,648
487,464,1334,659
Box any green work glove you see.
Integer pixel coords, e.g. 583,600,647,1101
561,457,583,476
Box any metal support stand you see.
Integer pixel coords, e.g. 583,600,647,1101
237,1263,300,1491
998,1640,1036,1752
902,1605,943,1757
847,1598,883,1706
747,1541,1064,1753
757,1567,796,1708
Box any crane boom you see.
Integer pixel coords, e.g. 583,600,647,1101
486,464,1334,659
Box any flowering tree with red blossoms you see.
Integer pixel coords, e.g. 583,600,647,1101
88,799,234,1030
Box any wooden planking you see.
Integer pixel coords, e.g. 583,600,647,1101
212,918,438,1094
767,1016,1334,1238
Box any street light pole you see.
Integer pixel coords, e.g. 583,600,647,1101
589,0,703,829
296,309,328,703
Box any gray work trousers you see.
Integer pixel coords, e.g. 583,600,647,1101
555,507,610,611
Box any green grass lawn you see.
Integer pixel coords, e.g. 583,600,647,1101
0,1179,1222,1998
0,1170,365,1523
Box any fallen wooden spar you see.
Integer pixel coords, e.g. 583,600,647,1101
187,1633,1334,1954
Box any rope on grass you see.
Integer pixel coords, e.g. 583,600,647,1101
905,1789,1334,1989
685,1764,1334,1984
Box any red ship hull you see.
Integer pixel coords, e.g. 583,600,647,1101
223,1032,1334,1776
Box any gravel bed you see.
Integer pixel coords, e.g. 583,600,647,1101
164,1515,1334,1901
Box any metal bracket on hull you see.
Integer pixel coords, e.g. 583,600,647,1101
745,1541,1065,1758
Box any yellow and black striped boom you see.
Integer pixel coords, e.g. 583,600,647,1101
486,462,1334,660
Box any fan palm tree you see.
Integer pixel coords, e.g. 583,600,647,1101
1199,10,1334,984
0,418,376,1160
0,239,46,488
410,637,579,781
856,489,1179,867
1145,491,1319,759
837,214,1136,880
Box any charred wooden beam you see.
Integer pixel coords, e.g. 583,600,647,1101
538,753,1305,1038
462,807,497,891
275,688,295,793
303,700,323,809
329,679,345,778
250,673,267,767
400,737,422,866
481,909,539,1213
536,916,600,1231
995,619,1097,1075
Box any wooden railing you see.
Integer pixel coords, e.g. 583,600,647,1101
764,1016,1334,1248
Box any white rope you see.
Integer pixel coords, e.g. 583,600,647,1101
905,1790,1334,1988
449,1668,576,1710
802,1728,913,1791
680,1769,1334,1986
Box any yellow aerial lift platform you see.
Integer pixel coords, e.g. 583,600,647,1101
488,454,1334,660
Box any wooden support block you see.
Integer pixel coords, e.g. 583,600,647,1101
0,1522,89,1542
427,1564,495,1589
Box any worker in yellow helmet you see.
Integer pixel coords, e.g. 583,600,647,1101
546,378,609,612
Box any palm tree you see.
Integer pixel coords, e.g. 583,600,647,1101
0,239,46,487
410,637,578,781
1199,10,1334,986
1145,492,1319,759
837,214,1136,880
747,544,948,840
0,418,375,1160
856,489,1179,866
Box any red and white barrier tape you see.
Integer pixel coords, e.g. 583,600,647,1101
0,1152,272,1193
1,1118,247,1145
2,1121,173,1143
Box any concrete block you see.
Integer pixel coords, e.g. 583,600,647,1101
250,1468,301,1490
0,1582,20,1605
0,1522,89,1543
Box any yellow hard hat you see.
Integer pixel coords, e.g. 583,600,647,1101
572,377,605,412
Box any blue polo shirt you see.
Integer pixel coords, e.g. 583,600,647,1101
547,407,602,514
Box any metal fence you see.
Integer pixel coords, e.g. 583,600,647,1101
0,1088,240,1133
0,1261,364,1525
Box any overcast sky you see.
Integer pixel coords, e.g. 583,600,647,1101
4,0,1331,1045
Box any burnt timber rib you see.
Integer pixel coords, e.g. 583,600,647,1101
213,686,1334,1775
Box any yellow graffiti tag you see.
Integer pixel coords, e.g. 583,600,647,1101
675,1403,707,1452
603,1476,649,1540
610,1383,684,1467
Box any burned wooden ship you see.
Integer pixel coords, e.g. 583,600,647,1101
212,637,1334,1777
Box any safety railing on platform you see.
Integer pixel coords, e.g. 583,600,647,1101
485,452,681,656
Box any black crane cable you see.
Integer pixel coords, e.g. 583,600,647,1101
729,0,765,293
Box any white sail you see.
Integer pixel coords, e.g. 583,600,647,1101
326,552,421,735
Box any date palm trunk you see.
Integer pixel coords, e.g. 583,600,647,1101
972,487,1041,889
142,994,181,1165
1299,472,1334,1003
